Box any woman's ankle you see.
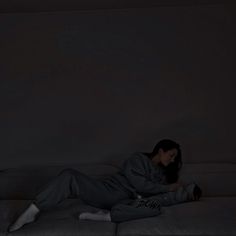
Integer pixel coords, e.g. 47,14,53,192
31,202,40,212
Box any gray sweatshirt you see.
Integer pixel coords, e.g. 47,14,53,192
104,152,171,199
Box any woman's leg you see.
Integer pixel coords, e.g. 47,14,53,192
8,168,82,232
33,168,81,211
7,203,40,232
8,168,130,231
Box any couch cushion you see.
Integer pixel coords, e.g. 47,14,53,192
117,197,236,236
0,198,116,235
0,164,119,199
1,198,236,235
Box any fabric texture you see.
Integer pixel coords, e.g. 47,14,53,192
103,152,171,199
110,183,198,222
33,152,173,211
33,168,130,211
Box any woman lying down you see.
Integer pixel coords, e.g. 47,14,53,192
8,139,202,232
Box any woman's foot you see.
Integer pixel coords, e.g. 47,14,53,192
79,210,111,221
185,183,202,201
8,203,40,232
193,184,202,200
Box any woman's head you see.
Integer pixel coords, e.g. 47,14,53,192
151,147,178,167
144,139,182,183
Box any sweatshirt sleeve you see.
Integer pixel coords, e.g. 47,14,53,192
122,153,170,195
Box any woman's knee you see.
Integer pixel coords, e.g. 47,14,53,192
59,168,77,176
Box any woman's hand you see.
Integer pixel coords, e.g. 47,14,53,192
168,180,184,192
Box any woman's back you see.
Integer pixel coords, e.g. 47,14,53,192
104,152,170,199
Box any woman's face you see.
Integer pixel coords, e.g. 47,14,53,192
152,148,178,167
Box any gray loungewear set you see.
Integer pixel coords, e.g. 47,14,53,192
33,152,197,222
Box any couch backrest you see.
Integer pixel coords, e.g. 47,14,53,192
0,164,119,199
179,163,236,197
0,163,235,199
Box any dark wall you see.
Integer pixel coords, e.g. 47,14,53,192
0,4,235,168
0,0,232,13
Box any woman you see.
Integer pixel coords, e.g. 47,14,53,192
8,139,202,232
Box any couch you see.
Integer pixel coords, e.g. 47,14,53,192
0,161,236,236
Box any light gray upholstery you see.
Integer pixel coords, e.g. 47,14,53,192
117,197,236,236
1,197,236,236
0,163,236,235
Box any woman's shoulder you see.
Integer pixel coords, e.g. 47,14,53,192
126,152,151,164
129,151,149,159
129,152,166,171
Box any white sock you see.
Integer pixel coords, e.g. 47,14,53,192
79,210,111,221
185,183,196,200
8,203,40,232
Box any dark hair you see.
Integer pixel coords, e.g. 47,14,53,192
142,139,182,184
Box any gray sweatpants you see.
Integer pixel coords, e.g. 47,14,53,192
33,168,198,222
33,168,131,211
